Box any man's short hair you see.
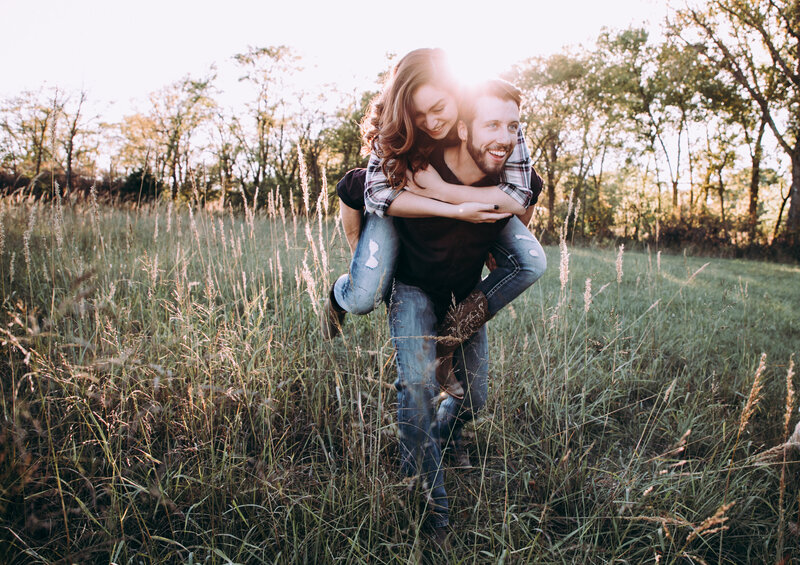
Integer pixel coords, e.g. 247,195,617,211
459,79,522,126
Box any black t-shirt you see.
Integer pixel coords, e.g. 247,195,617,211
393,148,510,316
335,168,367,210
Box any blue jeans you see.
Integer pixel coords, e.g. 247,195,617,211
333,213,399,314
389,281,489,528
478,216,547,317
334,213,546,317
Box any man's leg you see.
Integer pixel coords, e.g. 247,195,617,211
437,325,489,467
389,281,449,528
324,212,399,339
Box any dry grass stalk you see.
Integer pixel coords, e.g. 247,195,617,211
299,148,310,215
0,204,5,258
616,244,624,284
584,278,592,313
685,502,735,544
559,240,569,293
784,356,795,439
321,165,329,216
23,204,37,270
166,200,173,233
301,258,320,317
739,353,767,436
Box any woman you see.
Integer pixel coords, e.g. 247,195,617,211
324,48,545,380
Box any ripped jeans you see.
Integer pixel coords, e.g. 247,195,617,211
333,213,547,316
388,280,489,528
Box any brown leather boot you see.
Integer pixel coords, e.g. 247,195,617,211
321,288,346,340
435,290,490,397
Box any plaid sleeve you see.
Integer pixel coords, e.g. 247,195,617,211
363,153,405,216
497,128,533,208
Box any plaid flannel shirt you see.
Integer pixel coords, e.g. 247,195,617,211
363,127,533,216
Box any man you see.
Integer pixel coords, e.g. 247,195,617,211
384,79,545,540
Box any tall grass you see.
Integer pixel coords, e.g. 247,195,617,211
0,192,798,564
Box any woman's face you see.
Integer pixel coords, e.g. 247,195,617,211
411,84,458,140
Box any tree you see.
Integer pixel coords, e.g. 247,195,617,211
514,53,585,233
676,0,800,243
232,45,299,199
149,73,216,199
60,90,90,194
0,88,62,183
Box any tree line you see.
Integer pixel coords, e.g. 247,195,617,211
1,0,798,254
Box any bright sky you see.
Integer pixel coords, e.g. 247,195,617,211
2,0,669,120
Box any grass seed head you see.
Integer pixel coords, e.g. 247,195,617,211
559,240,570,292
584,278,592,313
785,356,796,439
739,353,767,435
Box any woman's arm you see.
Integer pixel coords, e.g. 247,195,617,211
407,128,534,214
386,191,510,223
340,201,363,253
518,205,534,227
364,153,404,217
407,167,526,215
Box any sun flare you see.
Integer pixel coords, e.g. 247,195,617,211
443,46,505,89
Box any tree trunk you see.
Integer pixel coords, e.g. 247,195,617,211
786,147,800,244
717,169,727,240
747,117,766,243
672,179,679,213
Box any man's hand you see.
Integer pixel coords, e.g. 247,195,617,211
455,202,511,223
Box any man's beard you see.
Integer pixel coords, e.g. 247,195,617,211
466,128,513,176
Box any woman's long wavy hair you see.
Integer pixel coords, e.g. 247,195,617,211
361,48,458,190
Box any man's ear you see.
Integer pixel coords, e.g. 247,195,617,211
457,120,468,142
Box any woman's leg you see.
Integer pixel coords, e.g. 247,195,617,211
333,212,399,315
477,216,547,317
323,212,399,339
435,216,545,390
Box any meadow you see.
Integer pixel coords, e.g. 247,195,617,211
0,192,798,564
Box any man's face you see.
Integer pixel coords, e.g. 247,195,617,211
463,95,520,176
